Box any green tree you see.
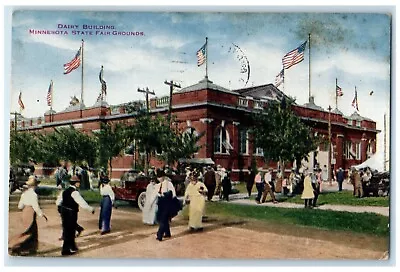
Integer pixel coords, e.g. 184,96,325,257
129,114,170,174
158,126,204,166
94,122,126,177
51,126,98,171
9,131,39,165
251,98,319,173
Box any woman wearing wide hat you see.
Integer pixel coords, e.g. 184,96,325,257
9,176,48,255
99,176,115,235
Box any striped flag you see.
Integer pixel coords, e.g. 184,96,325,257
336,85,343,96
18,92,25,110
275,69,284,87
47,80,53,107
196,42,207,67
63,47,81,74
352,89,359,111
96,92,102,103
99,66,107,95
282,41,307,70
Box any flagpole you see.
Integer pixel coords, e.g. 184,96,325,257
50,80,53,123
308,33,311,101
335,78,338,109
205,37,208,79
81,39,84,117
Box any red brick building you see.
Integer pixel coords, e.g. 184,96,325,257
11,77,379,181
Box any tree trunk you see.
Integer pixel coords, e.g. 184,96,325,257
108,158,112,179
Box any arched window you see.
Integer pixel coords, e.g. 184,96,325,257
214,126,230,154
184,127,199,138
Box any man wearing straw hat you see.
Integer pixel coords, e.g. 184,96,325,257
57,175,95,256
9,175,48,256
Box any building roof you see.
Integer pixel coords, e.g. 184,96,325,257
347,111,373,122
302,96,324,111
178,76,236,95
332,107,343,115
233,84,291,102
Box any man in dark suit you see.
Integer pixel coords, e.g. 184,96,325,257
204,166,216,201
57,175,95,256
246,167,256,197
336,167,345,191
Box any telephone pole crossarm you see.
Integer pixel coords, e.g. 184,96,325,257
164,80,181,124
137,87,155,113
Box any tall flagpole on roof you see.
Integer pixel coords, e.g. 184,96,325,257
205,37,208,79
335,78,338,110
308,33,311,101
80,39,84,117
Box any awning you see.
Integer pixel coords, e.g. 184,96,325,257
178,158,215,165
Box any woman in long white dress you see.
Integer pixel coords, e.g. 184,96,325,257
142,178,158,225
184,173,208,231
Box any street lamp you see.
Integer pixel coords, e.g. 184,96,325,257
328,105,332,185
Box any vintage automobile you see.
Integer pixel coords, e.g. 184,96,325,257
363,170,390,197
112,169,186,210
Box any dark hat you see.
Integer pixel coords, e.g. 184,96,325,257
69,175,81,184
156,168,165,178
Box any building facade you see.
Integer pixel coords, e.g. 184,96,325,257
11,77,379,181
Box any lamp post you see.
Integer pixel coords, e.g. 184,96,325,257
328,105,332,184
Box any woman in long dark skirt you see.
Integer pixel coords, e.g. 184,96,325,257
99,177,115,235
9,176,48,255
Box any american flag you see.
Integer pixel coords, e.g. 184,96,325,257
275,69,284,87
282,41,307,70
96,92,102,103
47,80,53,107
352,89,359,111
196,42,207,67
63,47,81,74
336,85,343,97
99,66,107,95
18,92,25,110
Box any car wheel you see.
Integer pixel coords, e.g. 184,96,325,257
137,191,146,211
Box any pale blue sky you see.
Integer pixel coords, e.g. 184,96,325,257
8,9,392,153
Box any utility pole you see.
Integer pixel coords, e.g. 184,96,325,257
137,87,155,113
10,112,19,133
164,80,181,125
328,105,332,184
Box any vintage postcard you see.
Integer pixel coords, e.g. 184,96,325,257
6,7,392,263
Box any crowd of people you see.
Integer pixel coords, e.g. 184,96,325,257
9,162,375,256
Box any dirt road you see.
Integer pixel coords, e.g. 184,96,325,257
7,201,388,260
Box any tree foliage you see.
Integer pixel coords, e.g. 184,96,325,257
9,131,39,165
93,122,126,176
251,98,319,170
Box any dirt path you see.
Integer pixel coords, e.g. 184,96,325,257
7,203,389,260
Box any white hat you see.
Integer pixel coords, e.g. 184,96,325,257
26,175,39,186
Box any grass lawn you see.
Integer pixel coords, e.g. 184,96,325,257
205,201,389,237
234,182,389,207
278,191,389,207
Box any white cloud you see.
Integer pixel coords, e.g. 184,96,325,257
146,35,187,49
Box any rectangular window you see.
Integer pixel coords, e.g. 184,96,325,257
355,142,361,160
239,129,248,154
344,141,353,159
254,146,264,156
356,121,361,127
347,119,352,126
